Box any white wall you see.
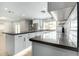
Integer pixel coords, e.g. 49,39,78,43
0,21,15,33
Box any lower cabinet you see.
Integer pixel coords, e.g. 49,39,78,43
15,35,26,54
14,32,43,54
5,34,31,55
15,34,31,54
32,42,78,56
6,32,44,55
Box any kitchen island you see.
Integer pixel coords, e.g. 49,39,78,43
29,31,78,56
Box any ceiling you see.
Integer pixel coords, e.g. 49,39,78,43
48,2,76,25
0,2,51,21
48,2,76,11
50,7,74,21
0,2,76,22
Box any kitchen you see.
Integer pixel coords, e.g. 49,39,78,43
0,2,78,56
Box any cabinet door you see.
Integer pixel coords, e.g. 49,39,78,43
25,37,32,48
15,35,26,54
24,34,31,48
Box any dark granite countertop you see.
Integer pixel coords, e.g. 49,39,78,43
29,35,78,52
2,30,54,35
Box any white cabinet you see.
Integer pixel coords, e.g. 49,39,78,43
5,31,49,55
0,31,47,55
33,42,77,56
14,31,47,54
25,35,32,48
15,34,32,54
15,34,26,54
24,34,32,48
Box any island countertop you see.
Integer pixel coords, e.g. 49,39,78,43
29,32,78,52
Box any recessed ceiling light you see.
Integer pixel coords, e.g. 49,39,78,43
8,10,14,14
8,10,12,13
4,8,14,14
4,8,8,10
22,14,25,16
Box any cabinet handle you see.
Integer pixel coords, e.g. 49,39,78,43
24,38,26,41
18,36,22,37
